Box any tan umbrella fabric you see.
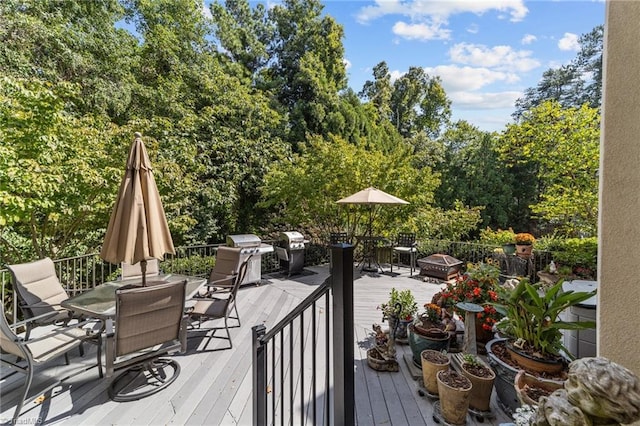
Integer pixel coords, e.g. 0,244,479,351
336,186,409,236
336,187,409,205
100,133,175,283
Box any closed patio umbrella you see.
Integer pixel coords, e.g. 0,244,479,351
100,132,175,286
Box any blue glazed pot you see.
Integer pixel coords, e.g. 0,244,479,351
408,324,449,368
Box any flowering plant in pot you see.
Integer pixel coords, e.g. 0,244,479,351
515,233,536,257
408,302,451,367
436,261,502,351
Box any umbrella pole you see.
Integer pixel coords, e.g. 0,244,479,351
141,259,147,287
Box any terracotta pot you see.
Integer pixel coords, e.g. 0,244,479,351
437,369,472,425
514,370,563,407
421,349,450,395
506,343,564,374
460,360,496,412
515,243,533,258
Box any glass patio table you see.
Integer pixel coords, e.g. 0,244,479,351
61,274,206,320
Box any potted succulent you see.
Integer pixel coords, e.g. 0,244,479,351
378,288,417,341
486,278,596,413
514,232,536,258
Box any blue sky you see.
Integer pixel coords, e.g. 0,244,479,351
319,0,605,132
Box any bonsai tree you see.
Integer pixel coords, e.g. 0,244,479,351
493,278,596,360
378,288,418,321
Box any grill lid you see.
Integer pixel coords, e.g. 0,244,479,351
279,231,304,243
226,234,261,248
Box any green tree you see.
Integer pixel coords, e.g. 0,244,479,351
0,77,121,261
513,25,603,119
359,61,393,123
210,0,273,78
390,67,451,140
267,0,347,145
434,121,513,229
498,101,600,236
0,0,138,120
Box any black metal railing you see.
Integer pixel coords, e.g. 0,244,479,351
252,245,355,426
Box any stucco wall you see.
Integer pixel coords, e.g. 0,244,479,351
599,0,640,382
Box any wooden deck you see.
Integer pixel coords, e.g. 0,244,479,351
1,264,513,425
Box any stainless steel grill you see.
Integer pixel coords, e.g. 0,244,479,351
226,234,274,285
276,231,307,276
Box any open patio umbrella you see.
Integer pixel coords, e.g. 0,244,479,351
100,132,175,286
336,187,409,271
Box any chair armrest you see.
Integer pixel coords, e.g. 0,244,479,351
9,311,62,329
11,317,99,344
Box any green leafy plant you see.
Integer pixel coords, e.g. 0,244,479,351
462,353,482,368
479,227,516,246
378,288,418,321
493,279,596,359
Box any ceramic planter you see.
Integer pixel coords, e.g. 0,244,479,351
408,324,449,368
485,338,520,415
506,342,564,374
514,370,563,407
421,349,450,396
515,243,533,258
437,369,472,425
460,360,496,412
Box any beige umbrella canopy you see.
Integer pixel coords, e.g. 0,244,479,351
336,187,409,206
336,186,409,238
100,132,175,285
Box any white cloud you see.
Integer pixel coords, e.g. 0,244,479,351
343,58,352,70
449,91,522,109
392,21,451,40
558,32,580,51
423,65,518,92
467,23,479,34
201,1,212,19
357,0,528,24
521,34,537,45
449,43,540,72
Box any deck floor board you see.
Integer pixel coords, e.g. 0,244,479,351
1,264,513,425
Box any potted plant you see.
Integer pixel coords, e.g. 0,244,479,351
486,278,596,413
514,232,536,258
436,369,472,424
378,288,417,342
407,302,451,367
436,261,502,353
459,353,496,413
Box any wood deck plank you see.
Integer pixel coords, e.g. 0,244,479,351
1,265,514,426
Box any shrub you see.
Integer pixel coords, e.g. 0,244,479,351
479,227,516,246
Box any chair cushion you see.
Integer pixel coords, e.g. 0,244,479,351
191,298,227,318
8,257,69,318
25,327,87,363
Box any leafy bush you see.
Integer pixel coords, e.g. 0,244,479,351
539,237,597,277
479,227,516,246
